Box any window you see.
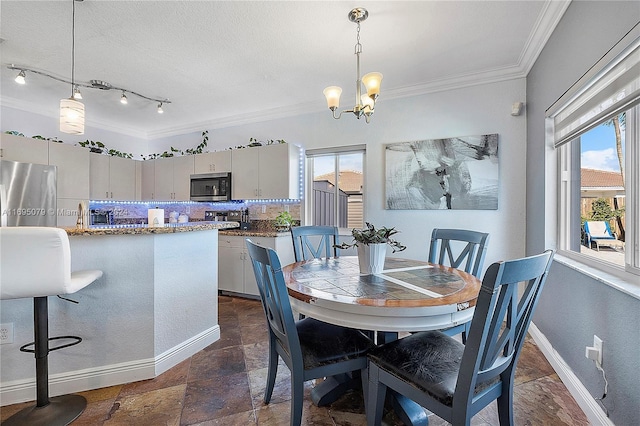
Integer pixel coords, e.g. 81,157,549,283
548,29,639,277
305,146,365,229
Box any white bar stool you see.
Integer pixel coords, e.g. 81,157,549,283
1,227,103,426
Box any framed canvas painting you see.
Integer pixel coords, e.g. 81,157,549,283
385,134,499,210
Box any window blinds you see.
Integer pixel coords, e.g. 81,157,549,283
547,25,640,148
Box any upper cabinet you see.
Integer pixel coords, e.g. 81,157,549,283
0,134,49,165
89,153,137,200
231,144,300,200
140,160,155,201
48,142,90,200
193,151,232,174
153,155,194,201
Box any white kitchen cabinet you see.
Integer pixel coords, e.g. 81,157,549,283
153,156,195,201
218,234,295,297
193,151,232,174
141,160,155,200
0,134,49,165
48,142,90,200
231,143,300,200
89,154,137,200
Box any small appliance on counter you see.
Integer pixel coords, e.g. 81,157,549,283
90,209,113,226
204,209,250,229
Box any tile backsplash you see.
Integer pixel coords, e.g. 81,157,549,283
90,200,300,229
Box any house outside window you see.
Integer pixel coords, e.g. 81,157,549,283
305,146,365,230
548,31,639,278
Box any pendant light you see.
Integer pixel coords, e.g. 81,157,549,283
323,7,382,124
60,0,84,134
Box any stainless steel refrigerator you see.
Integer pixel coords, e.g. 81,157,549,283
0,159,57,227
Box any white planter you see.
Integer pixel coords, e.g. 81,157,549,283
357,243,387,275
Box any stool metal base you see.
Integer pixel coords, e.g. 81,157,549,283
2,394,87,426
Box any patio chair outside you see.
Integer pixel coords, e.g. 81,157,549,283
583,221,619,251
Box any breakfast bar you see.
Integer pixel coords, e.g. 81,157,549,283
0,222,236,405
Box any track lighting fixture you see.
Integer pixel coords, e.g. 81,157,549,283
8,2,170,129
14,70,26,85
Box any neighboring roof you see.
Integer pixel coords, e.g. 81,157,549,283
314,170,363,193
581,168,624,189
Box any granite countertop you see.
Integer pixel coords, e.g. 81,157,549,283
218,229,291,238
63,221,240,236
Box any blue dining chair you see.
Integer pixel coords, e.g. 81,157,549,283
428,228,489,278
245,239,374,426
291,225,340,261
366,250,555,426
428,228,490,341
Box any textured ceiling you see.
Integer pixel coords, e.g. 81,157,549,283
0,1,569,139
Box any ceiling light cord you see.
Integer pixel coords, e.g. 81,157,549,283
70,0,76,98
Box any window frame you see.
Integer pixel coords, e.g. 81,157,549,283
547,27,640,280
304,145,366,231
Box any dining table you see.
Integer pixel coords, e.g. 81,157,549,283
282,255,483,426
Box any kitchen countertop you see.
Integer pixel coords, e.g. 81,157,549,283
218,229,292,238
62,221,240,236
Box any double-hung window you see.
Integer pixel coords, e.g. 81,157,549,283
305,145,365,229
547,27,639,278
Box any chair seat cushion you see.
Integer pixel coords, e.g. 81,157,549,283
368,331,464,406
297,318,374,369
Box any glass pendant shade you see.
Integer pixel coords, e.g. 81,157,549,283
323,86,342,109
361,94,374,113
60,97,85,134
362,72,383,97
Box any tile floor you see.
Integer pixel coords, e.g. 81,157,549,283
1,295,589,425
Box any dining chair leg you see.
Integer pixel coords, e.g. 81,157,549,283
497,379,515,425
264,344,278,404
360,367,369,416
366,363,386,426
291,375,305,426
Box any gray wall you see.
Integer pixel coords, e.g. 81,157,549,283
526,2,640,424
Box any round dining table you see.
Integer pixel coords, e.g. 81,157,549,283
283,255,482,335
282,255,483,426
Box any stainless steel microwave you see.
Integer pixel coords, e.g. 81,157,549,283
190,172,232,201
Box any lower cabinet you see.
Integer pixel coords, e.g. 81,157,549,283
218,234,294,297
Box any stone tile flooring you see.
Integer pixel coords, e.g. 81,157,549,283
1,295,589,425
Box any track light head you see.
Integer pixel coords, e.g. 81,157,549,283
120,91,128,104
15,70,26,85
157,102,164,114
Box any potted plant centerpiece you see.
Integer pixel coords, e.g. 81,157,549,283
335,222,406,275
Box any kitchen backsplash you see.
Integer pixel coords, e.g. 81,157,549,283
90,200,301,229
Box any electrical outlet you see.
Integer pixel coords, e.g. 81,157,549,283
284,204,290,212
0,323,14,344
585,334,603,365
262,205,266,214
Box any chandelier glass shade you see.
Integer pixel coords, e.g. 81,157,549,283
323,7,382,124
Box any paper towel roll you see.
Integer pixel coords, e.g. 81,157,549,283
148,209,165,227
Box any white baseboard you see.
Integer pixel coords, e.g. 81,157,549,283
0,325,220,407
528,323,613,426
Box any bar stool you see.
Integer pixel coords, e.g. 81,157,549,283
0,227,103,426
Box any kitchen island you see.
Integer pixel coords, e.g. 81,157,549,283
0,222,237,405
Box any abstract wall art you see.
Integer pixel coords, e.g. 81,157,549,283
385,134,499,210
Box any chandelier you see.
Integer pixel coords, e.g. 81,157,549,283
323,7,382,124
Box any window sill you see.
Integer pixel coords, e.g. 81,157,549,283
554,252,640,301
